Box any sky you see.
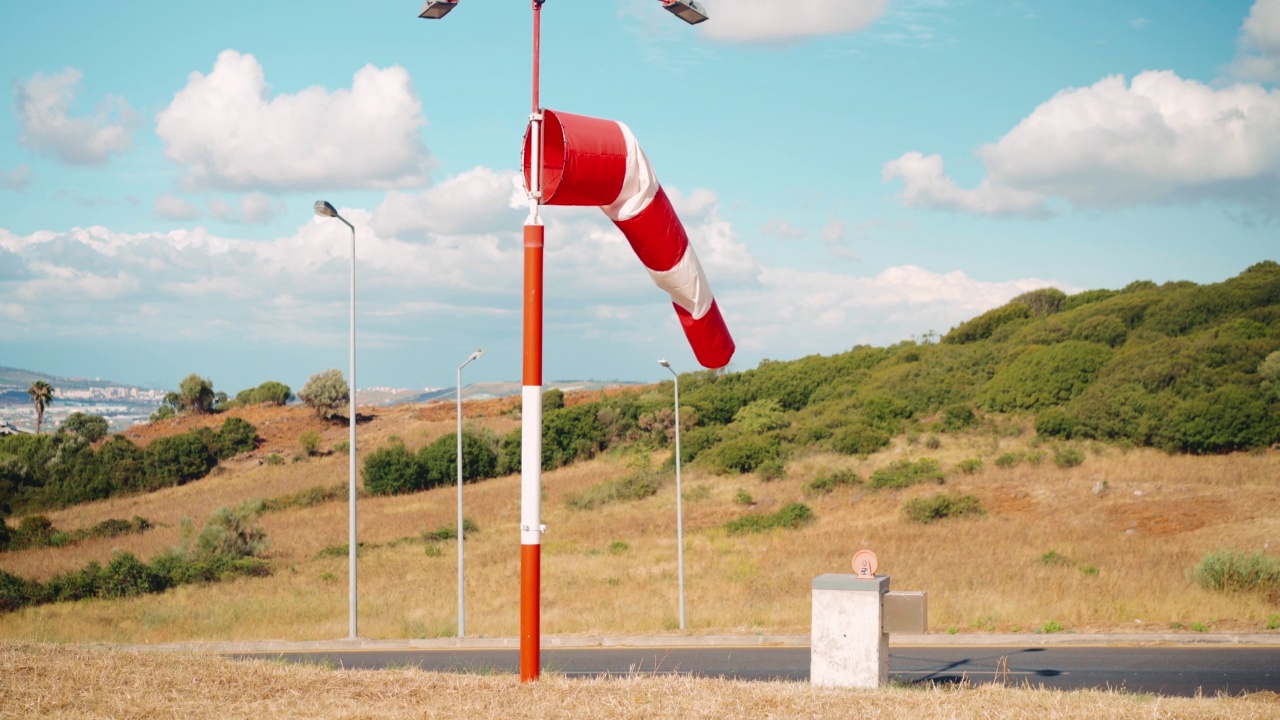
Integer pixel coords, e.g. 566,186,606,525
1,0,1277,394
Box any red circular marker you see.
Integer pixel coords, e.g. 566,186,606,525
851,549,878,578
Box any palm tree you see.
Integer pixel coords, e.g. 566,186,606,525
27,380,54,434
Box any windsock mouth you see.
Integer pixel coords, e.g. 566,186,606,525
524,109,627,207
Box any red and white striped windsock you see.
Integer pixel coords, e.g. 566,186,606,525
523,109,735,370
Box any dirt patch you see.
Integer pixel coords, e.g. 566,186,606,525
1105,497,1230,536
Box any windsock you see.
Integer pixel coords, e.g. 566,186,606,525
523,109,735,370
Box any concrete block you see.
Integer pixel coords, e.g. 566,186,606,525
810,574,889,688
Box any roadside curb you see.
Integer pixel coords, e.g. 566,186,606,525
121,633,1280,654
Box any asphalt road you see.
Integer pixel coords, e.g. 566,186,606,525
235,645,1280,697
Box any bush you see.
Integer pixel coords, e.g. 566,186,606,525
724,502,815,535
235,381,293,407
567,469,665,510
805,470,861,496
1053,448,1085,468
363,443,426,496
994,452,1020,468
734,489,754,506
423,518,479,542
98,551,166,598
0,569,33,612
62,412,109,442
418,432,499,488
869,458,944,491
941,404,977,432
1035,408,1076,439
957,457,983,475
195,500,268,559
543,388,565,411
700,433,782,475
300,369,349,420
902,492,985,524
0,519,8,551
1193,551,1280,597
214,417,257,459
299,431,322,457
145,433,216,488
830,424,890,456
497,429,521,476
178,374,216,414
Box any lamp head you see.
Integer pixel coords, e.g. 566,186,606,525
419,0,458,19
469,349,485,362
314,200,338,218
658,359,671,368
661,0,709,25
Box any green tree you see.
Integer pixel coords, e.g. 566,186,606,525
177,374,215,414
300,369,349,420
62,412,109,443
27,381,54,434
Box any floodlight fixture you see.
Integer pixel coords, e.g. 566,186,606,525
419,0,458,19
660,0,709,25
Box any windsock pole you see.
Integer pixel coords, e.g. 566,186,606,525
520,0,545,684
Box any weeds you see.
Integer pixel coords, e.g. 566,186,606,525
804,469,861,496
869,458,944,491
724,503,814,535
1192,550,1280,597
902,492,984,524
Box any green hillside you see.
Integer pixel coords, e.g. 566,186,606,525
506,260,1280,481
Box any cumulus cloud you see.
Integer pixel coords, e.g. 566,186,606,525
372,167,526,238
1231,0,1280,83
209,192,282,224
14,69,139,165
885,71,1280,215
154,195,202,221
0,165,33,191
699,0,887,43
882,152,1052,218
156,50,432,191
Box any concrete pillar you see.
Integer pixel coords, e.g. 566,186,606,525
810,574,889,688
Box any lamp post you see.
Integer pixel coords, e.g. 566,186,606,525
419,0,708,681
658,359,686,630
456,348,484,637
314,200,359,640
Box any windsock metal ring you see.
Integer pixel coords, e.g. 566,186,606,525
522,109,735,370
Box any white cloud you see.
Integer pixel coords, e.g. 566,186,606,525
209,192,282,224
14,69,138,165
886,71,1280,215
699,0,887,43
761,218,806,238
154,195,202,221
721,264,1068,358
156,50,432,191
1231,0,1280,82
0,165,33,191
883,152,1051,217
372,167,526,238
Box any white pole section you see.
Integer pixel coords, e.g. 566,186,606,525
347,219,358,640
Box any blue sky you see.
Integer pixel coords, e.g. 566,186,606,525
1,0,1277,393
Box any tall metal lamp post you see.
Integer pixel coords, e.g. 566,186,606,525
314,200,359,640
456,348,484,637
658,359,686,630
419,0,708,680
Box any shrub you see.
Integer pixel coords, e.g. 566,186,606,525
13,515,55,549
805,470,861,496
757,457,786,481
983,341,1113,412
543,388,565,411
235,381,293,406
178,374,216,414
1193,551,1280,597
145,432,216,487
724,502,815,535
214,417,257,459
830,424,890,456
567,469,665,510
299,431,322,456
195,500,268,559
418,432,499,488
733,398,787,433
497,429,521,476
0,519,8,551
423,518,479,542
1053,448,1085,468
941,404,977,432
300,369,349,420
62,412,109,442
1040,550,1072,566
734,489,754,506
869,458,944,491
902,492,984,524
1035,408,1076,439
701,433,782,475
0,569,33,612
363,443,426,496
262,484,345,512
98,551,165,598
994,453,1019,468
957,457,983,475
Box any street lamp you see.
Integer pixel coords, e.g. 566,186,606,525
658,358,686,630
418,0,458,19
456,347,484,637
661,0,709,25
314,199,359,640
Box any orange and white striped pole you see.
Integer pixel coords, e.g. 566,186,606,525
520,0,545,684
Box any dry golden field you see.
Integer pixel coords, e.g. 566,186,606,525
1,395,1278,644
4,641,1279,720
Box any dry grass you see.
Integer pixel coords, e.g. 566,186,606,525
2,398,1279,642
4,641,1278,720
